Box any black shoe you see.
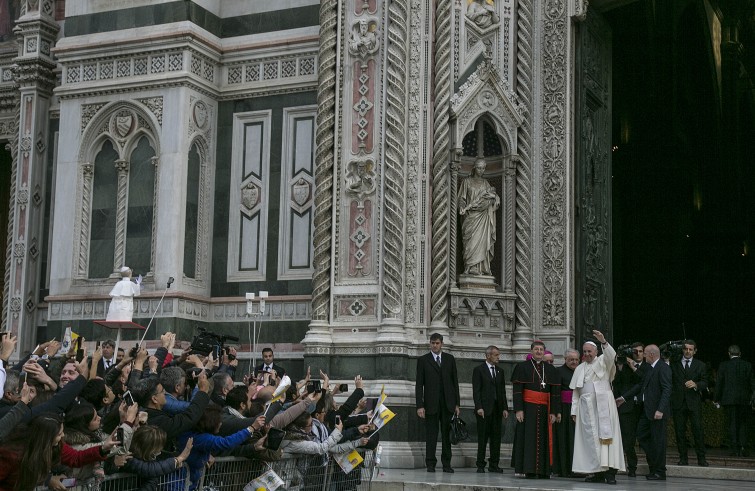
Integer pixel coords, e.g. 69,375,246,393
442,467,454,473
426,466,435,472
525,473,537,479
477,468,485,473
646,473,665,481
677,460,688,466
698,459,709,467
606,475,617,485
585,475,604,483
627,470,636,477
488,467,503,473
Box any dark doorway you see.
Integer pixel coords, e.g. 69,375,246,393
608,1,755,368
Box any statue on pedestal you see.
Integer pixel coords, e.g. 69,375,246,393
459,158,500,276
106,266,142,322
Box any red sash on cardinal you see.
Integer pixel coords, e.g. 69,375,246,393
523,389,553,465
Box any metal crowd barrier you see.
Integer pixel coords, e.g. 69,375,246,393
38,451,377,491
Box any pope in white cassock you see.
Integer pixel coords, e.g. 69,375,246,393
570,329,625,484
106,266,141,322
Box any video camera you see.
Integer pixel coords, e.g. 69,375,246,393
190,327,239,358
615,344,634,362
659,340,685,362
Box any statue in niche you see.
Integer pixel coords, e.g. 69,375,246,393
348,18,378,57
345,158,376,199
106,266,142,322
466,0,499,29
459,158,500,276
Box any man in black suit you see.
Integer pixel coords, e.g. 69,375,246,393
715,344,755,457
416,332,460,473
617,344,671,481
613,342,648,477
96,340,117,378
254,347,286,378
472,345,509,473
671,340,710,466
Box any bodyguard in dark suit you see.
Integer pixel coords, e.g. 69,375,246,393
671,340,710,466
612,342,648,477
416,332,461,473
254,347,286,378
618,344,672,481
714,344,755,457
472,345,509,473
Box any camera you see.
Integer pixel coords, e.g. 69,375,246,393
615,344,634,362
660,340,685,362
128,343,139,358
306,380,322,394
189,327,239,357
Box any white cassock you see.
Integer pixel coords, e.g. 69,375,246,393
106,278,141,322
570,343,625,473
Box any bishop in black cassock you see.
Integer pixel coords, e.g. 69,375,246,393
553,349,581,477
510,341,561,479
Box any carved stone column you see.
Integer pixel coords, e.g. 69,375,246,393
503,156,517,293
113,159,130,274
448,152,461,291
2,0,59,352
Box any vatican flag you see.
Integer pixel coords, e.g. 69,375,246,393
334,449,364,474
372,403,396,431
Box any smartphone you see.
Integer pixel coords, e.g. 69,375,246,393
96,340,101,350
336,415,342,425
123,390,135,407
116,427,125,445
19,372,27,389
264,427,285,451
75,349,85,363
339,383,348,392
61,478,76,488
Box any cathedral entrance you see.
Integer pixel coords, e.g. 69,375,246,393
604,1,755,368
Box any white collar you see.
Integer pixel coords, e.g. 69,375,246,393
486,362,496,370
651,359,659,368
683,357,693,364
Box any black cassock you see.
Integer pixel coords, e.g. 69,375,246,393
552,364,576,476
510,360,560,476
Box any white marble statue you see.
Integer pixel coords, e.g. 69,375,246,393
348,19,378,57
466,0,500,29
106,266,142,322
459,158,500,276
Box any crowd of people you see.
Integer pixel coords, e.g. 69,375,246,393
0,333,379,491
415,331,755,484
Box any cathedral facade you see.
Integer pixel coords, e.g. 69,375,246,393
1,0,617,464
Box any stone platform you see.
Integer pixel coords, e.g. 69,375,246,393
373,466,755,491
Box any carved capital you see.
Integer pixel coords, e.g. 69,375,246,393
114,159,129,174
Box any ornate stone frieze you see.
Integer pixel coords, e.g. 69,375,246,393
403,0,424,324
137,97,164,127
541,0,567,327
334,295,377,321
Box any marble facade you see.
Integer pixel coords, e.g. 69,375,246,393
0,0,612,465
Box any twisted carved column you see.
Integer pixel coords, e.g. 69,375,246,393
78,163,94,277
514,0,534,343
429,0,453,326
382,0,408,321
311,0,339,323
113,159,129,273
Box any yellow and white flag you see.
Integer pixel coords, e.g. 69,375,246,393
372,403,396,430
334,449,364,474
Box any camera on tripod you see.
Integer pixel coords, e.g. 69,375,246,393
190,327,239,358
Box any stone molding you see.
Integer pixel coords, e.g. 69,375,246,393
45,296,312,324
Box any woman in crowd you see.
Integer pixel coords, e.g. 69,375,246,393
118,425,194,491
0,413,117,491
64,402,109,483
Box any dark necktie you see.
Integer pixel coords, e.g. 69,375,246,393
436,355,441,366
684,359,690,372
490,366,496,381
